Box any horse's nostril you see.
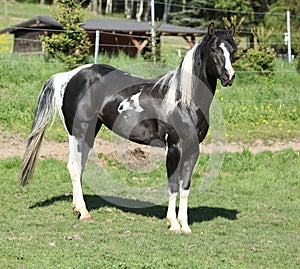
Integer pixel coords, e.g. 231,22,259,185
223,73,229,81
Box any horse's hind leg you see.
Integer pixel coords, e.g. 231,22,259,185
68,120,101,221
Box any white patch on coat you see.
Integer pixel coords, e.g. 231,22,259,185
53,64,93,132
180,44,197,105
118,91,144,114
164,133,169,157
162,44,198,114
220,43,235,80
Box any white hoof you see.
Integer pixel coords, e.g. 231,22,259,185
73,206,92,222
167,218,181,233
179,220,192,234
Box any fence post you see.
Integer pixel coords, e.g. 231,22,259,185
94,30,100,64
150,0,156,62
286,11,292,63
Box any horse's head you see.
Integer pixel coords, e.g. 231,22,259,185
203,22,237,87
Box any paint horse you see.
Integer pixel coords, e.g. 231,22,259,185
21,22,236,233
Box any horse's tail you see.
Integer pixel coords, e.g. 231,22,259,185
20,77,55,186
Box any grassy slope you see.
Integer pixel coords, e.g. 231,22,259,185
0,150,299,268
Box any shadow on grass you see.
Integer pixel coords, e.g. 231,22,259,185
30,193,239,224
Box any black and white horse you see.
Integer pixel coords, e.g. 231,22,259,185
21,22,236,233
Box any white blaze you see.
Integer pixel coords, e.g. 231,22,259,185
220,43,234,80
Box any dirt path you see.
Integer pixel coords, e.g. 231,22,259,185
1,129,299,161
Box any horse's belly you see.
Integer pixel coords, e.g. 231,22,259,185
103,111,160,146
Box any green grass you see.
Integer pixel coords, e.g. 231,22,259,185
0,149,299,268
0,52,299,143
214,59,300,142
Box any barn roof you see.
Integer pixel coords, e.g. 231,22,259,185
82,19,205,36
0,16,63,34
0,15,205,36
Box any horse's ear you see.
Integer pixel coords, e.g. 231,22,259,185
208,22,215,36
228,23,235,36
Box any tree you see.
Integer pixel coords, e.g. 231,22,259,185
89,0,102,14
264,0,300,54
40,0,91,68
169,0,216,28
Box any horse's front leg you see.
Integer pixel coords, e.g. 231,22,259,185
166,143,181,232
178,147,199,234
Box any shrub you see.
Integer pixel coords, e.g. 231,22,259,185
235,45,276,75
234,26,276,76
40,0,91,69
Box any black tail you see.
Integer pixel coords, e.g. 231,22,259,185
20,77,55,186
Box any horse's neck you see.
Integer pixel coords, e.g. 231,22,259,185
201,71,217,95
178,52,217,108
161,47,217,114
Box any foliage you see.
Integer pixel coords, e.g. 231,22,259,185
40,0,91,69
236,45,276,75
215,0,254,27
235,27,276,76
169,0,274,29
169,0,216,29
264,0,300,54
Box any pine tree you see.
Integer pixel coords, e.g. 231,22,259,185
169,0,215,28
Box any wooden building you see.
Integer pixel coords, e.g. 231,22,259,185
0,16,206,56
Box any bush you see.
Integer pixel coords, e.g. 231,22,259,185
234,26,276,76
235,45,276,76
40,0,91,69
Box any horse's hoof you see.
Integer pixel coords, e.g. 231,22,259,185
79,215,93,222
169,226,181,233
178,220,192,234
181,226,192,234
167,218,181,233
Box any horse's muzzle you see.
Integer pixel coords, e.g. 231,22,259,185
221,72,235,87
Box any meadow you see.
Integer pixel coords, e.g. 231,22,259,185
0,150,299,268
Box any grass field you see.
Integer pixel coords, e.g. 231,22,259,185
0,149,299,268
